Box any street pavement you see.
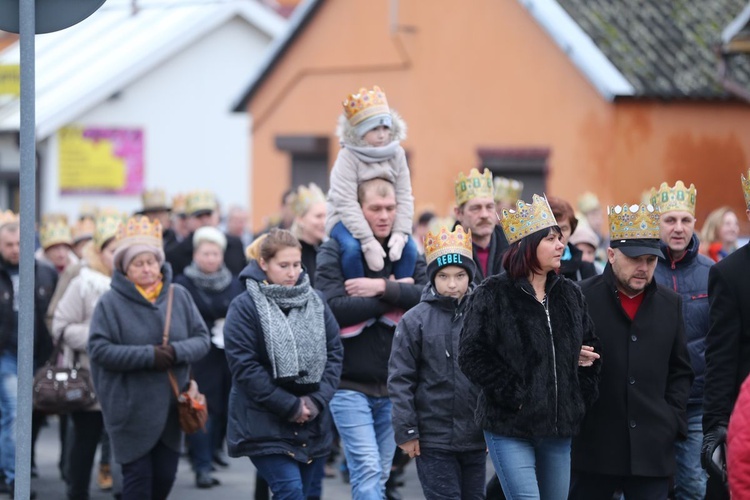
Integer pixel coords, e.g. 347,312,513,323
27,415,497,499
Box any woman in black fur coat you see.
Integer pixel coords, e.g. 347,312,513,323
458,195,601,500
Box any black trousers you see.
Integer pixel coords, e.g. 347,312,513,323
67,411,104,500
415,448,486,500
121,441,179,500
569,471,669,500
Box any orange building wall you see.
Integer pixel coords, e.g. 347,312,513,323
248,0,750,233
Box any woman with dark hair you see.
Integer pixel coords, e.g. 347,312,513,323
224,228,342,499
547,196,597,281
458,195,601,499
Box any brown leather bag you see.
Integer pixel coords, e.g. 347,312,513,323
163,285,208,434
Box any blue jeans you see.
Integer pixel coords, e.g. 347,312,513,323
187,414,216,474
415,448,486,500
0,351,17,484
121,440,179,500
674,404,706,500
484,431,571,500
251,454,322,500
329,390,396,500
330,222,417,280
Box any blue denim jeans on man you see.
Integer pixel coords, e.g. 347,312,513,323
0,351,17,485
329,390,396,500
251,454,323,500
673,403,707,500
330,222,418,280
485,431,571,500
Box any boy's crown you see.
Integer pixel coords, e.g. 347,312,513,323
500,194,557,244
494,177,524,204
424,225,473,266
40,219,73,250
342,86,390,126
292,183,326,216
115,216,163,248
455,168,494,207
649,181,696,216
608,203,660,240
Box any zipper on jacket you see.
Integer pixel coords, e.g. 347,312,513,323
521,287,559,432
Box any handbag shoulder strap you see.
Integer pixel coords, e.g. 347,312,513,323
162,285,174,346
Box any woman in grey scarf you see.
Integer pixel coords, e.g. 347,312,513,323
224,229,343,499
174,227,244,489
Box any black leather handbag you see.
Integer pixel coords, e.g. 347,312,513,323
32,331,97,413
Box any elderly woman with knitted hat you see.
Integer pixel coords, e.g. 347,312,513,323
174,227,243,489
88,216,210,500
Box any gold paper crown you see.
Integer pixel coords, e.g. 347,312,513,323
424,225,473,266
649,181,697,216
342,86,390,126
608,203,660,241
115,216,163,248
577,192,601,214
172,194,187,215
40,220,73,250
292,183,326,216
427,216,456,235
494,177,524,204
0,210,18,229
71,219,96,244
41,212,68,225
455,168,494,206
94,209,127,250
185,190,217,216
139,189,170,212
742,169,750,209
500,194,558,244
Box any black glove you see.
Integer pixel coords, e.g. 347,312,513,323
153,345,176,371
701,425,727,480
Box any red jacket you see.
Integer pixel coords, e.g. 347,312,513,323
728,374,750,496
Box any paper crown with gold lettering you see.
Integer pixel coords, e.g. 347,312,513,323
607,203,664,258
494,177,524,204
455,168,494,207
71,219,96,245
185,190,217,217
137,189,170,214
94,209,127,250
500,194,558,244
171,194,187,216
292,183,326,217
0,210,18,229
115,215,162,248
343,86,390,125
40,219,73,250
649,181,697,216
742,169,750,209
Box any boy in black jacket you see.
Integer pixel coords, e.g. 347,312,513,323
388,225,485,499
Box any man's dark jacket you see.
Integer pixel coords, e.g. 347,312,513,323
573,265,693,477
166,230,246,277
653,234,713,406
455,224,508,284
560,243,597,282
315,238,426,397
388,285,484,452
703,243,750,433
0,257,58,365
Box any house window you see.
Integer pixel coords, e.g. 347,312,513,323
275,135,329,191
476,147,549,201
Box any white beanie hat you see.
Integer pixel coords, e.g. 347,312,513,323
193,226,227,251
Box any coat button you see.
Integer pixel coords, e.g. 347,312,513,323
629,420,636,428
629,377,635,385
294,431,298,436
302,443,307,448
631,335,637,342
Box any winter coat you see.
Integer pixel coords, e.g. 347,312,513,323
457,272,601,439
573,265,693,477
560,243,597,282
456,223,509,284
315,238,427,396
728,373,750,498
388,285,484,452
653,234,713,406
223,261,343,462
166,231,247,277
704,243,750,434
300,240,319,287
51,267,111,411
325,111,413,243
0,257,57,365
87,264,211,464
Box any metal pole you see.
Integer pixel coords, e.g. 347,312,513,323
17,0,35,497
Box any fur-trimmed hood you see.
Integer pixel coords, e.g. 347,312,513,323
336,109,407,146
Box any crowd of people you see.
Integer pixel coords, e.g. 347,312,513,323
0,84,748,500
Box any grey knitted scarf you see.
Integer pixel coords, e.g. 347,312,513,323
344,140,400,164
245,274,326,384
184,263,233,292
